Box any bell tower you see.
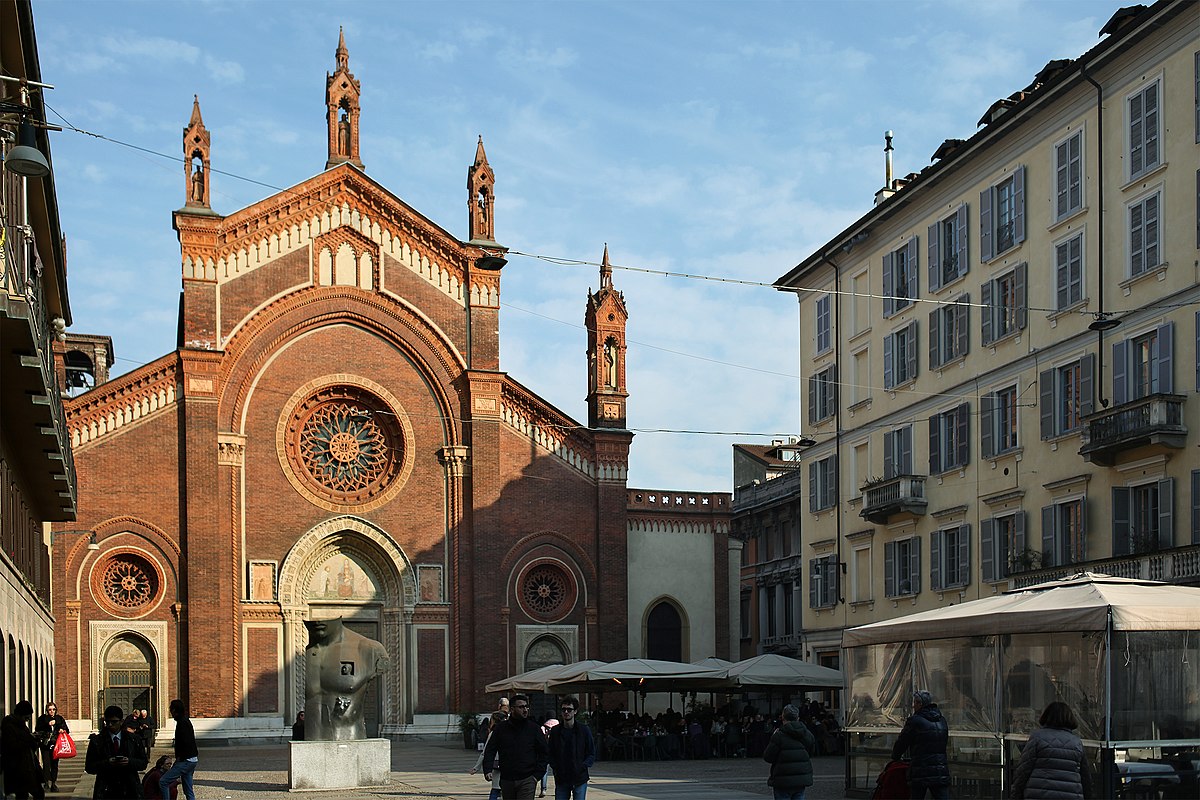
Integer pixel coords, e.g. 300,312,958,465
181,95,212,212
585,245,629,429
467,136,496,243
325,27,364,170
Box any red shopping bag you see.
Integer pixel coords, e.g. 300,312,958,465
53,731,78,760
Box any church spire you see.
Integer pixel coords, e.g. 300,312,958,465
181,94,213,212
467,135,496,243
326,27,363,170
585,245,629,429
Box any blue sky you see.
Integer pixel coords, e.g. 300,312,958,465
33,0,1109,492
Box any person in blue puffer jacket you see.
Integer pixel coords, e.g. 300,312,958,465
891,690,950,799
1009,702,1093,799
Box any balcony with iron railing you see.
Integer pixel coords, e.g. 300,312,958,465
1,213,76,519
1009,543,1200,589
1078,393,1186,466
860,474,927,524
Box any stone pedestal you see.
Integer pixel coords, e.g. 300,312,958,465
288,739,391,791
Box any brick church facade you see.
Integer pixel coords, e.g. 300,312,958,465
51,33,734,738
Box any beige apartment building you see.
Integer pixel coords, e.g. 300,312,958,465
770,0,1199,663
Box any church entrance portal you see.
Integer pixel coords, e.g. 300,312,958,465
100,635,155,728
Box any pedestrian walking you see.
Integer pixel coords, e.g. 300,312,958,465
1009,702,1093,799
34,701,68,793
470,711,508,800
85,704,148,800
1,700,44,800
158,699,198,800
547,696,595,800
482,693,549,799
891,690,950,800
762,704,816,800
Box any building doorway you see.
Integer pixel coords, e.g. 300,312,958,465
524,636,568,722
99,635,155,727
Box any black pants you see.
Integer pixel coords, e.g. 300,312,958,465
40,747,58,784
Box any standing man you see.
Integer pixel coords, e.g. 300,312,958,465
891,690,950,800
547,696,595,800
85,704,148,800
158,699,198,800
483,693,549,799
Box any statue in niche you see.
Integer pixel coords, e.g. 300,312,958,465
605,340,619,388
303,617,389,740
190,161,204,202
338,109,351,155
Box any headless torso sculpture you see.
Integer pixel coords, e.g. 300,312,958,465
302,617,390,740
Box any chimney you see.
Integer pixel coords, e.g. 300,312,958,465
874,130,896,205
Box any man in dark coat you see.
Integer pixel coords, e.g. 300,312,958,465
1,700,44,800
483,693,549,799
547,696,595,800
891,690,950,799
85,704,148,800
158,699,198,800
762,704,816,800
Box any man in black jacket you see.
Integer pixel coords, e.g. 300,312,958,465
483,693,549,799
891,690,950,799
85,704,148,800
158,699,198,800
547,696,595,799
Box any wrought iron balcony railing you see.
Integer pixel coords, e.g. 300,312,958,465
1079,393,1186,466
860,474,927,524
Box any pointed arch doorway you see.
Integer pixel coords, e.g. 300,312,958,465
100,635,156,727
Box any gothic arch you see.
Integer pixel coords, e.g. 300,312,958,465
218,288,463,441
276,515,416,729
641,595,690,662
74,518,180,611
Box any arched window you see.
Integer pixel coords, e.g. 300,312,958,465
524,636,567,672
646,601,683,662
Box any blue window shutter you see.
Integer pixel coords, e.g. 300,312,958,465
955,295,970,359
928,307,941,369
1078,499,1087,562
1042,505,1057,568
1013,166,1026,245
930,531,942,591
884,542,896,597
1192,470,1200,544
956,205,969,279
956,402,970,468
808,375,817,424
826,557,839,606
883,252,895,318
981,279,994,345
981,393,995,458
809,559,819,608
980,186,994,262
900,426,912,474
958,524,971,588
829,367,837,412
883,333,894,389
928,222,941,291
883,430,896,479
981,519,995,582
808,461,818,513
1112,487,1131,556
1014,263,1028,331
1013,512,1027,577
1080,354,1095,417
906,238,919,300
1158,478,1174,550
1113,340,1128,406
906,320,918,382
1157,322,1174,394
910,538,922,595
929,412,942,474
828,455,839,507
1039,368,1055,439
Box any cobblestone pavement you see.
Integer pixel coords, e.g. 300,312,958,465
68,740,849,799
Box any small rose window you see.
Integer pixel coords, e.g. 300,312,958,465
100,554,159,612
518,562,576,622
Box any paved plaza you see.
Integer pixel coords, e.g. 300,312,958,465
63,739,849,799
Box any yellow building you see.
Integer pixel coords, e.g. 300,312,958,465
774,0,1199,663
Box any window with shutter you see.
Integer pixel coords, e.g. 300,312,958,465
1041,356,1093,439
929,295,969,368
1128,80,1160,180
1054,233,1084,309
1043,498,1086,568
816,293,832,354
984,266,1026,344
1129,192,1161,277
885,241,916,315
1192,469,1200,545
932,525,971,590
885,324,917,388
1054,131,1083,221
981,169,1025,261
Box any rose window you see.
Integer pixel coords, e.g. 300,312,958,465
519,563,576,621
286,386,404,506
101,555,158,610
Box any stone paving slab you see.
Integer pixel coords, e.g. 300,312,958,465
68,740,849,799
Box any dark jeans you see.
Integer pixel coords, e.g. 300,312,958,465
910,784,950,799
500,774,538,799
40,747,59,783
